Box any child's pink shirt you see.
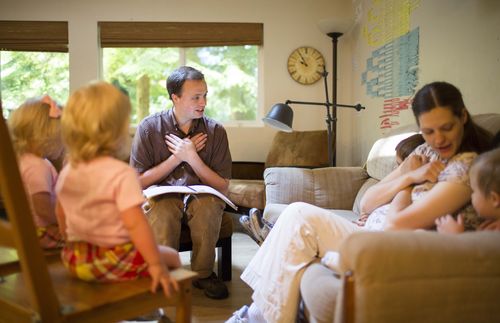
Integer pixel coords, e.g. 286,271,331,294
19,153,58,227
56,156,145,247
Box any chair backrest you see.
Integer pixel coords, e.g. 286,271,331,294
265,130,329,168
0,115,62,319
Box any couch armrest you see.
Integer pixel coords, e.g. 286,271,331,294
264,166,368,210
336,231,500,323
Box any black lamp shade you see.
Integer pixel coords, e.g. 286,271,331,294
262,103,293,132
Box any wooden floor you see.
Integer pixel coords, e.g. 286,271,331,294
162,232,258,323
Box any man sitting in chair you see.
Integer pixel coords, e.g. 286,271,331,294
130,66,232,300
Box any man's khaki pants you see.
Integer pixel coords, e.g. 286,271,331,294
144,193,225,278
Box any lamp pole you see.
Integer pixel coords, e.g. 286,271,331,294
326,32,343,166
264,27,365,168
285,96,365,167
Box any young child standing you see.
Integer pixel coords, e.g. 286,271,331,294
436,147,500,233
56,81,181,296
8,95,65,248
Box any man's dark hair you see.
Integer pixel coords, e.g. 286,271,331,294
166,66,205,100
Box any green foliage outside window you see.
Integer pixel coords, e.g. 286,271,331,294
103,45,258,126
1,51,69,119
1,46,258,125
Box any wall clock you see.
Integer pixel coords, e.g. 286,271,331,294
287,46,325,85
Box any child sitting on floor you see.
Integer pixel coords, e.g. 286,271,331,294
436,147,500,233
56,81,180,297
8,95,65,249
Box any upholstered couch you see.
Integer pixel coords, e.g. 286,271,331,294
262,113,500,229
261,113,500,323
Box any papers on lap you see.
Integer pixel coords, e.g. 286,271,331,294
143,184,237,210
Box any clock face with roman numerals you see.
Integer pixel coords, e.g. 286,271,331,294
287,46,325,85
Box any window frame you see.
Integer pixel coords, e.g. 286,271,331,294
99,21,263,127
0,21,68,52
0,21,69,118
98,21,263,48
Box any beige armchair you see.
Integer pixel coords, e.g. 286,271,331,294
303,231,500,323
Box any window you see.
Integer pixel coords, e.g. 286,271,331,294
99,22,262,126
0,21,69,119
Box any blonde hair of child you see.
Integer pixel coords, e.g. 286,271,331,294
62,81,131,164
470,147,500,197
8,97,62,160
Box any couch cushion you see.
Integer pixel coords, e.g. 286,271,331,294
366,131,418,181
262,203,359,229
312,167,369,210
262,203,289,228
264,167,315,205
228,179,266,210
473,113,500,135
352,177,379,216
264,166,368,210
265,130,329,168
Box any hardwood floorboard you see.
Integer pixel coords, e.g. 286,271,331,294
162,232,258,322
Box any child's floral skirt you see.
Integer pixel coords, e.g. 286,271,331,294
37,224,65,249
62,241,149,282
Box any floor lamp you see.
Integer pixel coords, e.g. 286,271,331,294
263,19,364,167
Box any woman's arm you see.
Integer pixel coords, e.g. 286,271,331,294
385,181,471,230
389,187,412,214
360,156,445,214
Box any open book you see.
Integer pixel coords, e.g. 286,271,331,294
143,184,237,211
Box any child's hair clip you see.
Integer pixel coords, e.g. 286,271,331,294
41,95,62,118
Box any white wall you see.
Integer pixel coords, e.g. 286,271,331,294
4,0,496,166
1,0,353,163
344,0,500,165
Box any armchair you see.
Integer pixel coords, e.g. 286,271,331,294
302,231,500,323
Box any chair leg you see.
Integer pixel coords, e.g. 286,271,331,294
175,280,193,323
217,236,232,281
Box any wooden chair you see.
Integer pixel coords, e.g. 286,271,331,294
0,115,197,323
